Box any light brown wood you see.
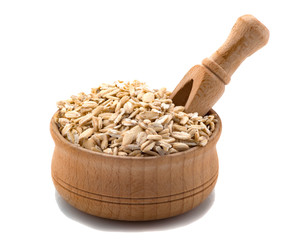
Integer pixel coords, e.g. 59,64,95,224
50,14,268,221
50,109,221,221
171,15,269,116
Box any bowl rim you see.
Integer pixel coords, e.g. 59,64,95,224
50,109,222,160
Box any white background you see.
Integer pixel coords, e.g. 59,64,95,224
1,0,295,239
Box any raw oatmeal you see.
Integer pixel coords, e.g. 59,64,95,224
54,80,217,157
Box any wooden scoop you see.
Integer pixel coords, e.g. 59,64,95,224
170,15,269,116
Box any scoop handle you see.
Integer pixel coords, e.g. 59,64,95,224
202,14,269,84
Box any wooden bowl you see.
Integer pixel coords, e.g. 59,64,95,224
50,109,222,221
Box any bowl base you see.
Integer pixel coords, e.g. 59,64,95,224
52,172,218,221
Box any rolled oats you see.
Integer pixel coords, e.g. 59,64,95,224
172,142,190,151
55,80,217,157
147,134,162,141
171,131,191,140
65,111,80,119
142,92,155,103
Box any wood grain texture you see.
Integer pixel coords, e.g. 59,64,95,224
50,109,221,221
171,15,269,116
